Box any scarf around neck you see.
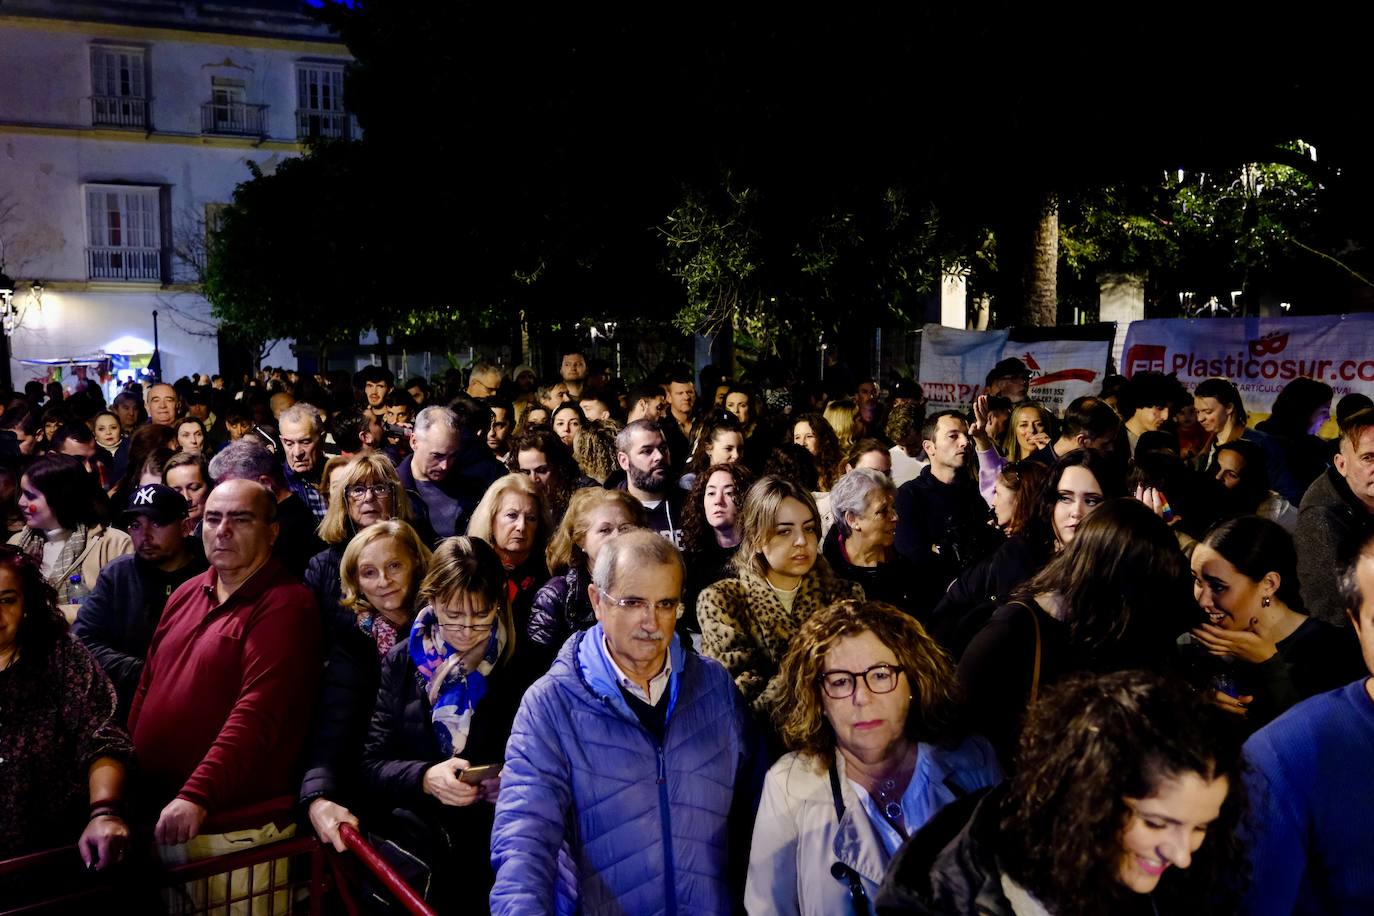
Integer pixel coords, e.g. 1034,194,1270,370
408,604,505,757
17,523,89,602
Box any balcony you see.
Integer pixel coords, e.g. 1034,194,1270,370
87,246,162,282
296,108,355,141
202,101,268,138
91,96,148,129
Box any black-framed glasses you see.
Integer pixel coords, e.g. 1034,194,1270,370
346,483,394,501
433,605,500,634
596,587,683,616
818,664,904,699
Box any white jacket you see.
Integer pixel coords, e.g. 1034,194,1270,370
745,739,1001,916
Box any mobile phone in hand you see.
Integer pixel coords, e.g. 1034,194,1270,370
458,763,502,785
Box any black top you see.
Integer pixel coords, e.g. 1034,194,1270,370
619,685,669,743
928,535,1046,660
893,466,1001,594
275,493,325,579
823,530,931,619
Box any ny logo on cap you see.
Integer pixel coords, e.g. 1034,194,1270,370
132,487,158,506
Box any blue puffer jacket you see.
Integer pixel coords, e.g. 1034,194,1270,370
490,624,749,915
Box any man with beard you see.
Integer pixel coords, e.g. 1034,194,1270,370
613,419,683,548
357,365,394,411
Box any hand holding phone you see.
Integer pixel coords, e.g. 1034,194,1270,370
458,763,503,785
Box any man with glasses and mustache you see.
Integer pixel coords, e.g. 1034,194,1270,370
492,530,755,914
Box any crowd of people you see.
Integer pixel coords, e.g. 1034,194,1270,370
1,349,1373,915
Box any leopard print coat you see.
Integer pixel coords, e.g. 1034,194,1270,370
698,559,864,712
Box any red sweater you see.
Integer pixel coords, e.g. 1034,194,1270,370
129,559,321,814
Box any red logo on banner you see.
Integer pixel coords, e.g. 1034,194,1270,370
1249,332,1290,357
1125,344,1166,376
1019,352,1043,372
1030,368,1099,387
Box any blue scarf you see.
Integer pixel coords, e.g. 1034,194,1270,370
408,605,505,757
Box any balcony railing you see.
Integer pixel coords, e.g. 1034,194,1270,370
87,246,162,282
202,101,268,138
91,96,148,129
296,108,354,141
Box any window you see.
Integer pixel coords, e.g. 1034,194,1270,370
90,44,148,128
201,77,265,136
86,185,163,281
296,62,349,139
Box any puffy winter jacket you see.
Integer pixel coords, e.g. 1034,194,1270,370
490,625,750,915
526,566,595,649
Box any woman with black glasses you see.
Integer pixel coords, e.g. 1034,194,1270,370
746,600,1001,915
363,536,541,911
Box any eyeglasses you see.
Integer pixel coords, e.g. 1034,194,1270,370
346,484,394,501
433,604,500,634
818,664,904,699
596,587,683,616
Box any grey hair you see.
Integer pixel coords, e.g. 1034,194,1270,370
278,401,325,435
413,405,461,438
470,362,503,381
615,418,662,456
592,528,685,596
829,467,896,536
208,439,283,487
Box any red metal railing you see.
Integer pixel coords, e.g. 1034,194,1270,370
0,797,437,916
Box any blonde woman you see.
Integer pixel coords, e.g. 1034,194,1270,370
698,476,864,712
824,399,863,454
467,472,553,632
302,519,432,856
527,488,645,654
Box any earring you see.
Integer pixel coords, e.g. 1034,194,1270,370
1262,594,1272,608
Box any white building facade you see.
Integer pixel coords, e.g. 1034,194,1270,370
0,0,352,389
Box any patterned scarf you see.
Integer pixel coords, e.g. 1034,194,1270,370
408,605,504,757
357,612,400,660
15,524,89,602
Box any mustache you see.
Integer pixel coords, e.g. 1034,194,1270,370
633,630,665,641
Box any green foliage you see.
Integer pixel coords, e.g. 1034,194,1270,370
660,177,944,350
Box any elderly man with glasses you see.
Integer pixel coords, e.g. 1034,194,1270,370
492,529,759,914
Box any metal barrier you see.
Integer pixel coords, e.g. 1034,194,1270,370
0,798,439,916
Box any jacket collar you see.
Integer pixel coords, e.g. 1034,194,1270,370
830,753,891,884
574,622,685,724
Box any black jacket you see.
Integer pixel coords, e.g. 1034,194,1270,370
71,551,208,722
304,543,347,628
822,529,931,620
928,536,1046,660
299,603,382,810
876,787,1009,916
526,566,595,651
275,493,325,579
894,467,1000,598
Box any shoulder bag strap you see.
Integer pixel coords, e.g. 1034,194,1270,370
828,764,872,916
1026,601,1043,705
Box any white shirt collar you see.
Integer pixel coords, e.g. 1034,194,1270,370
599,635,672,706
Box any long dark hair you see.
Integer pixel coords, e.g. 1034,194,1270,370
1000,671,1249,916
1259,376,1332,439
789,413,844,490
1209,439,1270,516
1017,498,1193,667
1021,449,1124,554
23,454,110,529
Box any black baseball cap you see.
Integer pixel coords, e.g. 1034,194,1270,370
987,357,1032,383
124,484,189,524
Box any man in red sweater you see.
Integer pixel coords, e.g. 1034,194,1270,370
129,478,322,846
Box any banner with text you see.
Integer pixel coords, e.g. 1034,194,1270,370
1121,315,1374,414
919,325,1113,414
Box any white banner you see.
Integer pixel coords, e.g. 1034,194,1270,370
1121,315,1374,414
918,324,1112,414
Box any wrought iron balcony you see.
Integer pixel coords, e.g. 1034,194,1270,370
87,246,163,282
202,101,268,138
295,108,355,141
91,96,148,129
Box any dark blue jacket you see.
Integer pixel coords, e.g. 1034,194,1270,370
491,625,750,915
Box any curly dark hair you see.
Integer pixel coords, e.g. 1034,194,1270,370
681,462,754,557
999,671,1249,916
762,443,820,492
774,600,963,762
789,413,845,490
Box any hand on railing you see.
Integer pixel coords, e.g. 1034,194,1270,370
308,798,360,853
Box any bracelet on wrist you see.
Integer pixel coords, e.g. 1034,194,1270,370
89,807,123,822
